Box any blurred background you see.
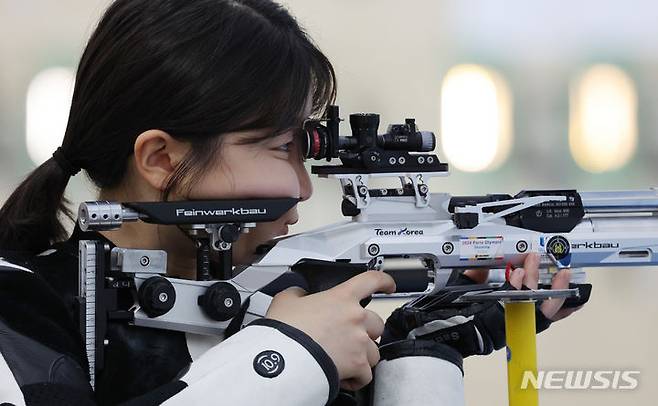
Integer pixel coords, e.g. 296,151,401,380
2,0,658,404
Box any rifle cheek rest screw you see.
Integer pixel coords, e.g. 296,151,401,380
138,276,176,318
198,282,241,321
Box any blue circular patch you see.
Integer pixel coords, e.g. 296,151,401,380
506,346,511,362
253,350,285,378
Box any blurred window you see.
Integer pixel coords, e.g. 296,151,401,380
440,64,513,172
26,67,75,166
569,64,637,173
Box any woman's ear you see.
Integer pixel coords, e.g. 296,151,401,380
133,130,190,191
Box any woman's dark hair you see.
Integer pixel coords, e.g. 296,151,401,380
0,0,336,254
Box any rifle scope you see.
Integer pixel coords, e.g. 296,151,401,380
302,105,435,161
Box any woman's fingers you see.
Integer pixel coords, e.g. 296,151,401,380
366,338,381,367
363,309,385,340
340,361,373,391
463,268,490,284
338,270,396,300
505,254,580,322
550,304,584,322
268,271,397,391
341,336,379,390
522,253,540,290
509,267,526,289
540,268,571,320
340,342,379,391
509,253,541,289
507,254,575,320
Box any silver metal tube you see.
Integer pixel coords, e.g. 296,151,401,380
78,201,140,231
580,189,658,213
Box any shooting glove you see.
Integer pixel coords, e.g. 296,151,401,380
380,274,553,358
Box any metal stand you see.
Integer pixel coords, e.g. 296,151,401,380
460,288,577,406
505,300,538,406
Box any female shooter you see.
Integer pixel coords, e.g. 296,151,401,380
0,1,577,405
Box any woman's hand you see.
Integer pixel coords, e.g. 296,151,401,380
464,253,583,321
266,271,396,391
381,253,585,357
507,253,583,321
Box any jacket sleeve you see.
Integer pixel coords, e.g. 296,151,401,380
149,319,339,406
0,322,341,406
0,260,96,406
0,260,339,406
372,340,465,406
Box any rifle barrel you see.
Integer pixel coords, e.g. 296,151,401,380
581,189,658,213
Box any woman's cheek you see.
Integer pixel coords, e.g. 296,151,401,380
186,157,300,200
234,160,301,199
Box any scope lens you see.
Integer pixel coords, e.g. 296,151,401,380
302,121,329,160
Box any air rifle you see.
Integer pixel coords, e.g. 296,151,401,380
78,105,656,390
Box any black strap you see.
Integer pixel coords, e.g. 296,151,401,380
379,339,464,375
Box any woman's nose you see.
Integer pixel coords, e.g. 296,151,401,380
297,162,313,202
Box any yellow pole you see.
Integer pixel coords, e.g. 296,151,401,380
505,300,539,406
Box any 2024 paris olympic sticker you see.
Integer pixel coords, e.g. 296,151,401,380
459,236,504,260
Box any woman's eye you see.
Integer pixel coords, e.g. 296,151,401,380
276,141,294,153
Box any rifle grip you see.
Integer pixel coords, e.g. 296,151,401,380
291,259,371,306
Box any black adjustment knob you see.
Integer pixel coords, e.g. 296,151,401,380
405,118,416,132
138,276,176,318
220,224,241,243
350,113,380,147
198,282,241,321
341,198,360,217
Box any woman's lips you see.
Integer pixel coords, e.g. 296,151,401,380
272,216,296,237
280,216,297,235
276,225,289,237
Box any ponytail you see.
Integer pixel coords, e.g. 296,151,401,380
0,150,79,254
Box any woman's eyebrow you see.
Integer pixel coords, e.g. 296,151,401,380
231,129,274,144
270,129,295,141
